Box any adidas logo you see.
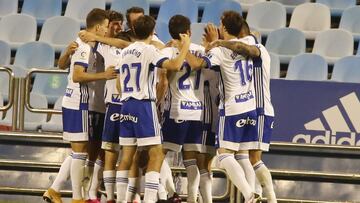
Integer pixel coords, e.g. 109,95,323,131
292,92,360,146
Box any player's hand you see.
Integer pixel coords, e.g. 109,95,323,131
204,23,219,43
104,66,117,80
179,33,191,48
78,30,97,43
65,41,78,55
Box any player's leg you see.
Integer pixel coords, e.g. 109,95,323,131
197,153,213,203
235,150,255,191
116,146,136,203
88,153,104,202
125,149,141,202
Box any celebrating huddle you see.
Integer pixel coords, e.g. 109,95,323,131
43,6,276,203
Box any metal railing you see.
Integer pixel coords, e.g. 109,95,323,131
0,66,16,130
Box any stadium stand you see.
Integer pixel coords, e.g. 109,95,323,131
64,0,106,27
21,0,62,26
316,0,356,16
190,22,206,45
265,27,306,64
111,0,150,15
312,29,354,64
155,20,171,43
201,0,242,26
0,0,18,19
269,52,280,79
0,40,10,66
271,0,311,13
0,14,37,50
157,0,198,24
31,73,68,105
41,96,63,132
339,6,360,41
246,1,286,37
237,0,266,12
331,55,360,83
286,53,328,81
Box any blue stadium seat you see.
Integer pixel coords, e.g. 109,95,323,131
155,21,171,43
272,0,311,13
157,0,198,24
331,56,360,83
286,53,328,81
0,40,10,66
201,0,242,26
0,71,10,100
41,96,63,132
312,29,354,65
111,0,150,15
0,94,3,119
21,0,62,26
39,16,80,52
0,0,18,19
65,0,106,27
265,28,306,64
191,23,206,45
0,14,37,50
32,73,68,105
289,3,330,39
269,52,280,79
237,0,266,12
339,6,360,41
246,1,286,37
316,0,356,16
358,42,360,55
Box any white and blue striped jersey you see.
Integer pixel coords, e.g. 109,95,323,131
163,43,206,121
97,43,122,105
118,41,168,102
253,43,274,116
206,37,256,116
62,38,93,110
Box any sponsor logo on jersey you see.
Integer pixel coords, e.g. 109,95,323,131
180,101,203,110
235,90,254,103
236,117,257,128
119,114,138,123
110,113,120,121
65,88,73,97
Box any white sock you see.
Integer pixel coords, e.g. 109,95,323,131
83,160,95,200
160,159,175,196
218,153,253,201
254,161,277,203
158,183,167,200
116,170,129,202
235,154,256,191
51,154,72,192
71,152,87,200
255,177,263,197
144,171,160,203
89,159,103,199
199,169,212,203
183,159,200,203
103,170,116,201
126,177,137,202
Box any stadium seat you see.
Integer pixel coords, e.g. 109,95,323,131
157,0,198,24
358,43,360,55
201,0,242,26
316,0,356,16
0,71,10,101
111,0,150,15
191,23,206,45
0,40,10,66
331,56,360,83
21,0,62,26
39,16,80,52
41,96,63,132
155,21,172,43
246,1,286,37
237,0,266,12
0,0,18,19
312,29,354,64
0,94,3,119
64,0,106,27
265,28,306,64
272,0,311,13
289,3,331,39
13,41,55,70
339,6,360,41
269,52,280,79
0,14,37,50
32,73,67,105
286,53,328,81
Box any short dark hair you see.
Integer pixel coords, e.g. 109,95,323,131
126,7,145,25
168,15,190,40
86,8,109,29
107,10,123,23
221,10,243,36
132,15,155,40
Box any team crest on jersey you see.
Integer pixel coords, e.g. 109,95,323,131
180,101,203,110
65,88,73,97
235,91,254,103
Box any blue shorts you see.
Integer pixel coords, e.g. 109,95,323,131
245,115,274,151
119,99,161,147
88,111,105,141
62,107,88,142
101,103,122,151
216,110,258,151
162,111,204,152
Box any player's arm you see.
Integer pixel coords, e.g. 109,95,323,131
185,51,209,70
58,41,78,70
209,40,260,58
73,65,117,83
161,34,191,71
79,30,131,48
156,69,168,104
